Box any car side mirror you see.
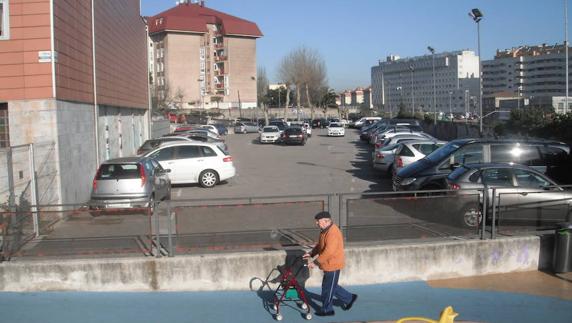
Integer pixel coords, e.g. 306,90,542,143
450,163,461,170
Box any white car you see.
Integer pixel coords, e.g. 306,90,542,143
143,142,236,188
392,140,447,177
372,143,399,175
199,124,220,135
327,122,345,136
259,126,281,143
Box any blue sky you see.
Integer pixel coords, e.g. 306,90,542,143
141,0,569,91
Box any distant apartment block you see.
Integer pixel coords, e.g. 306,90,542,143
0,0,149,205
371,51,480,114
147,1,262,111
483,43,572,113
340,87,372,108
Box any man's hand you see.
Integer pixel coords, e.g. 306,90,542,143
302,253,311,259
307,261,316,269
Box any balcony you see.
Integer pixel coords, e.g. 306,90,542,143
214,42,225,50
215,83,225,89
214,69,225,77
215,55,227,62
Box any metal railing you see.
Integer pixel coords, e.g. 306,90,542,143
2,186,569,261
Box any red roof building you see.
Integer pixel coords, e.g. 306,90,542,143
148,1,262,111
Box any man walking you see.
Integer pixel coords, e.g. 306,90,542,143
304,211,357,316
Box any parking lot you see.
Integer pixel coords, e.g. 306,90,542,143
171,127,392,200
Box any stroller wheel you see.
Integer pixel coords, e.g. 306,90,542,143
305,313,312,320
275,314,283,321
300,303,308,310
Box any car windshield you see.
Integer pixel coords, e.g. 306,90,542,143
263,127,279,132
329,123,342,127
424,141,463,164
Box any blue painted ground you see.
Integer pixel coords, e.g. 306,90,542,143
1,282,571,323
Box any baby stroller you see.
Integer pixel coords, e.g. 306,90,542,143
271,256,312,321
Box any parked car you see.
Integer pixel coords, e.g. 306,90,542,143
393,138,571,191
163,132,228,152
353,117,382,129
370,125,424,145
259,126,281,144
393,140,447,177
89,156,171,213
374,133,430,150
281,127,307,145
446,163,572,228
213,123,228,136
199,124,220,135
143,142,235,188
269,120,288,133
234,122,259,134
327,122,345,136
311,118,329,128
137,137,196,155
372,143,400,175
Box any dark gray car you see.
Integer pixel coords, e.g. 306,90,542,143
446,163,572,228
89,156,171,214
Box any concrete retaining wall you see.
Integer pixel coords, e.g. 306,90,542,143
0,236,541,292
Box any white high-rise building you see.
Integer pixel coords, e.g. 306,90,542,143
371,50,480,115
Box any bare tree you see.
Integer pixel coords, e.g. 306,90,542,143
279,47,328,120
278,54,296,118
257,66,270,125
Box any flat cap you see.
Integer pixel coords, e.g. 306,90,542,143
314,211,331,220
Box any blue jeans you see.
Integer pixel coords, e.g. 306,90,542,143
321,270,353,312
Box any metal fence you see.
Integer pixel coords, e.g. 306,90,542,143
1,187,569,261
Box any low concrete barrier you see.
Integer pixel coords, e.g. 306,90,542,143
0,236,541,291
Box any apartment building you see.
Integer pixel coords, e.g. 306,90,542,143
371,51,480,115
147,1,262,112
0,0,149,205
482,43,572,113
340,87,373,109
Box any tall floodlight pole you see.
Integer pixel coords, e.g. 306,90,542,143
565,0,569,114
409,65,415,117
428,46,437,125
469,8,484,135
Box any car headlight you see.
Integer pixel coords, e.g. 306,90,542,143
400,178,417,186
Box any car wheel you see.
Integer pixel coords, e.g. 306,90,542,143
199,169,219,188
243,129,247,134
459,204,482,228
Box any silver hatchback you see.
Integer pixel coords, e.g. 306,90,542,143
89,156,171,213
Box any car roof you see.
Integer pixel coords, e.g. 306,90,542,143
102,156,147,164
462,163,545,171
151,141,218,149
449,138,568,147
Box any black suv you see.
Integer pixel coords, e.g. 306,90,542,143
393,138,571,191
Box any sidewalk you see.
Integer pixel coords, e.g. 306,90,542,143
0,271,570,323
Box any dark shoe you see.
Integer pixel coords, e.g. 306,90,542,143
342,294,358,311
314,310,335,317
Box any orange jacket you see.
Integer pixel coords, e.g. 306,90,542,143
310,223,345,271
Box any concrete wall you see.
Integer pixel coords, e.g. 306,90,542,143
56,101,96,205
0,236,542,292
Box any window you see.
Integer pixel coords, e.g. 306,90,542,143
481,168,514,187
176,146,200,159
150,147,175,161
0,103,8,148
450,144,484,165
200,146,217,157
513,169,550,188
0,0,9,40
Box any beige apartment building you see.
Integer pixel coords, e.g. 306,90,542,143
147,1,262,112
0,0,149,205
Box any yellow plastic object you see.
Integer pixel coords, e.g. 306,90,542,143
396,306,458,323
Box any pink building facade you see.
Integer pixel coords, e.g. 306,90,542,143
0,0,149,205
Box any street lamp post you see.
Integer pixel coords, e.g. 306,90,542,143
449,91,453,122
427,46,437,125
469,8,484,135
409,65,415,117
